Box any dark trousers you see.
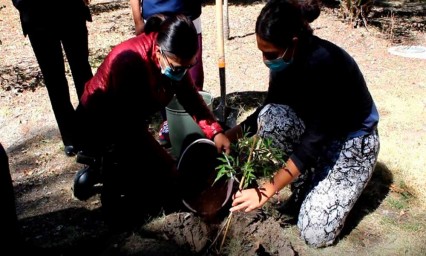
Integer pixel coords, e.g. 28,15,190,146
28,23,93,146
100,125,181,228
0,143,20,248
188,33,204,91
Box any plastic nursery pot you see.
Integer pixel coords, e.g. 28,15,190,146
166,91,213,159
177,136,234,219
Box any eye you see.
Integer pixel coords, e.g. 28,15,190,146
173,67,186,73
172,60,197,73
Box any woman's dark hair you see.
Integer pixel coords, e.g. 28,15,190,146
255,0,321,48
145,14,198,60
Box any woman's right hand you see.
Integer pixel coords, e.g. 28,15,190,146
230,188,269,212
224,125,243,142
213,133,231,155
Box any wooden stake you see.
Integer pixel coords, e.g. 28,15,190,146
212,135,259,253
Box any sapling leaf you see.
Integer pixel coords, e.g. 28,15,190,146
211,129,288,253
213,129,286,191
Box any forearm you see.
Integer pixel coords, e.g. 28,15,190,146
259,158,301,200
129,0,143,25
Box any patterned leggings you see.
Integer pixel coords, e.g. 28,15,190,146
257,104,380,247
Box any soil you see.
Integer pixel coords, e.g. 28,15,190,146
1,0,425,255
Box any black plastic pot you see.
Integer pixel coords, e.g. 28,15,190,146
177,136,235,219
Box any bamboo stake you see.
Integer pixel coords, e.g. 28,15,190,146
209,135,259,253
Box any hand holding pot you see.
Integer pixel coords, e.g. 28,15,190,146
213,132,231,155
224,125,244,143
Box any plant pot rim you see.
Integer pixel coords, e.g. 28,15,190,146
177,138,234,215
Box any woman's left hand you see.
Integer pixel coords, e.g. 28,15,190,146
213,133,231,155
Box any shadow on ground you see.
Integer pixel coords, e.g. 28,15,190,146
19,207,109,255
340,161,393,238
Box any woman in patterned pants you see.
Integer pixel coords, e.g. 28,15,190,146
226,0,380,247
260,104,379,247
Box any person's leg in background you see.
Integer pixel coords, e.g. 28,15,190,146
188,32,204,91
0,143,21,250
62,21,93,155
28,29,77,156
62,21,93,101
189,16,204,91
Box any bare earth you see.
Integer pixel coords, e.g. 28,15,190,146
1,0,426,255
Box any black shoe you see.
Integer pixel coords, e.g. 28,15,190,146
73,166,102,201
64,145,77,157
76,150,99,166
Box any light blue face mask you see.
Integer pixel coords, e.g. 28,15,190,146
159,47,188,81
161,66,187,81
263,47,293,72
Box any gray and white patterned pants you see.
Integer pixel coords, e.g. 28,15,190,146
257,104,380,248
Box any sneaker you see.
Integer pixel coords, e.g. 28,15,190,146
158,120,171,147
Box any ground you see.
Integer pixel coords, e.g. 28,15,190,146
1,0,426,255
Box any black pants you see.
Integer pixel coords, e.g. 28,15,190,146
98,124,181,229
28,23,93,146
0,143,21,249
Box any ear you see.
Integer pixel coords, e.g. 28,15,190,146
155,45,162,61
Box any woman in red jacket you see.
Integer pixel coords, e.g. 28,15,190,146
73,14,230,223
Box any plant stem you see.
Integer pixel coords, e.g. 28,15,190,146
217,135,259,253
246,135,258,165
219,212,233,249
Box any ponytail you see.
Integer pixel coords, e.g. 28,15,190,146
144,14,168,34
256,0,321,48
301,0,321,23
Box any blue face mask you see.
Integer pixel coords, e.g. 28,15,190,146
161,66,187,81
263,48,293,72
159,47,189,81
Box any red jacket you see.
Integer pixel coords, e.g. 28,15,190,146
81,32,222,140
